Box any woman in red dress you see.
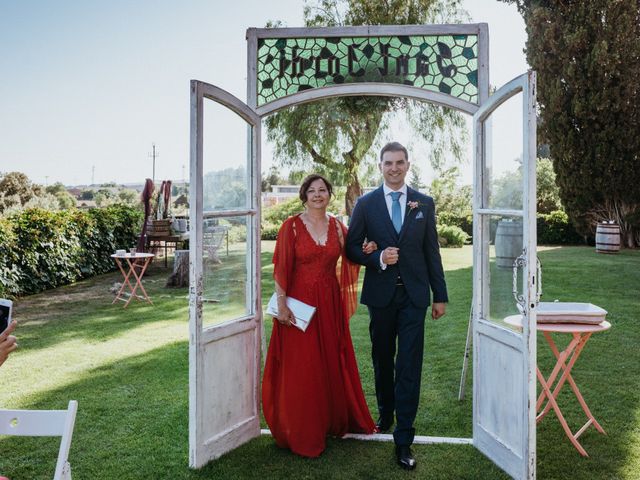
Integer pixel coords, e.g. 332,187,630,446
262,174,376,457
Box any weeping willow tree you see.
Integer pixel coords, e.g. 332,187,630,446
265,0,469,215
502,0,640,247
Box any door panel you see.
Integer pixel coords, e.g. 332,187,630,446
189,81,262,468
472,72,537,480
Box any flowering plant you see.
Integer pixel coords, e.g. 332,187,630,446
407,201,421,211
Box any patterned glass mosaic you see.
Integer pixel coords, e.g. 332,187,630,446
256,35,478,106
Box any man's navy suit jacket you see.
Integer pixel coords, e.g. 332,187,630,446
346,185,448,309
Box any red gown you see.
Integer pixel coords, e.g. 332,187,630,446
262,214,375,457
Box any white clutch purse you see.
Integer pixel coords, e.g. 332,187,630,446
266,293,316,332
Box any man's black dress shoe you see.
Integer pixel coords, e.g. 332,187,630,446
375,416,393,433
395,445,417,470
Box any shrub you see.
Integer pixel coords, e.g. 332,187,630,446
437,212,473,237
227,224,247,244
263,198,305,225
0,218,19,297
537,210,583,245
261,222,280,241
0,205,143,296
437,224,469,248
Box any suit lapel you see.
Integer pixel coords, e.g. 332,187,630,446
398,187,418,241
374,186,399,240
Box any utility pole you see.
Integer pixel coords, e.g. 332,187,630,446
148,143,159,185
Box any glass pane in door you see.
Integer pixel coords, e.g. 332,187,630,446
484,92,524,211
484,214,524,330
202,214,252,327
202,100,251,212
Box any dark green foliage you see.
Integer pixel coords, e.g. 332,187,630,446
263,197,305,225
436,210,581,245
437,212,473,237
437,224,469,247
0,205,142,296
502,0,640,247
0,217,20,296
261,223,280,241
537,210,583,245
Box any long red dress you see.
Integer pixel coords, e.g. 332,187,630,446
262,214,376,457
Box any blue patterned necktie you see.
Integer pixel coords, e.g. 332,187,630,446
390,191,402,233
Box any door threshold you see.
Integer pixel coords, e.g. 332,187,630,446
260,429,473,445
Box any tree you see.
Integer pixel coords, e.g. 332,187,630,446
491,157,564,214
428,166,472,219
118,189,138,205
408,164,427,191
0,172,43,213
79,190,94,200
266,0,468,215
45,182,76,210
94,189,117,207
501,0,640,247
261,167,288,192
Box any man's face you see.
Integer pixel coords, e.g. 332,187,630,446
379,150,410,189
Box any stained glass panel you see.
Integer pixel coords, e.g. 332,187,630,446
256,34,478,106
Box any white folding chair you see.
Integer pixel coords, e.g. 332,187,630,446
0,400,78,480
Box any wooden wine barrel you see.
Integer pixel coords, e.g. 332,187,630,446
595,222,620,254
495,220,523,268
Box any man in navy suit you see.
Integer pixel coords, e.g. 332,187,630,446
346,141,448,470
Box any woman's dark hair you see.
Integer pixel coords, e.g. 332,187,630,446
299,174,333,203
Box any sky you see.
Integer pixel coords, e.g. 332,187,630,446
0,0,528,187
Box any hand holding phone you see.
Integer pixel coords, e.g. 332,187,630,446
0,299,12,334
0,300,17,367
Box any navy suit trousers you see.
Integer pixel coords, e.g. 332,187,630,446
368,284,427,446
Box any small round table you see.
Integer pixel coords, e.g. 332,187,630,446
111,253,154,308
505,314,611,456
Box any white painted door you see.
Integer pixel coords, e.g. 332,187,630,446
188,81,262,468
472,72,537,480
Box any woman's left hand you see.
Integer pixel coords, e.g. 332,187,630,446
362,240,378,254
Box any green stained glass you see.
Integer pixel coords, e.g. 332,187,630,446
256,34,478,106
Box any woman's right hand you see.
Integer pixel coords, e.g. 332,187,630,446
275,300,296,327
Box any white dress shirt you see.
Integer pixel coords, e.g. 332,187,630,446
379,183,407,268
383,183,408,220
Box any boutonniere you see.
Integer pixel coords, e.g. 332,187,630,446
407,201,420,212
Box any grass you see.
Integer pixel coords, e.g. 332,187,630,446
0,245,639,479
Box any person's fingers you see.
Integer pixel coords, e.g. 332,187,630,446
0,320,17,340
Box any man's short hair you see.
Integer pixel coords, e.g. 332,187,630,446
380,142,409,163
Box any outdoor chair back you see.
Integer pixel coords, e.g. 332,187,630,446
0,400,78,480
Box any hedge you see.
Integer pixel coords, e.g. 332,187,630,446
437,211,582,246
537,210,583,245
0,205,143,297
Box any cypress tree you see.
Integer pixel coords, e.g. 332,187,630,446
502,0,640,247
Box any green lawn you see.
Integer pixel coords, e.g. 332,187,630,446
1,246,639,479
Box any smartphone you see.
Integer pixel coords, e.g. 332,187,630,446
0,299,12,334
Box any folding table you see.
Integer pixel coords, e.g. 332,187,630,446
111,253,154,307
505,315,611,456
